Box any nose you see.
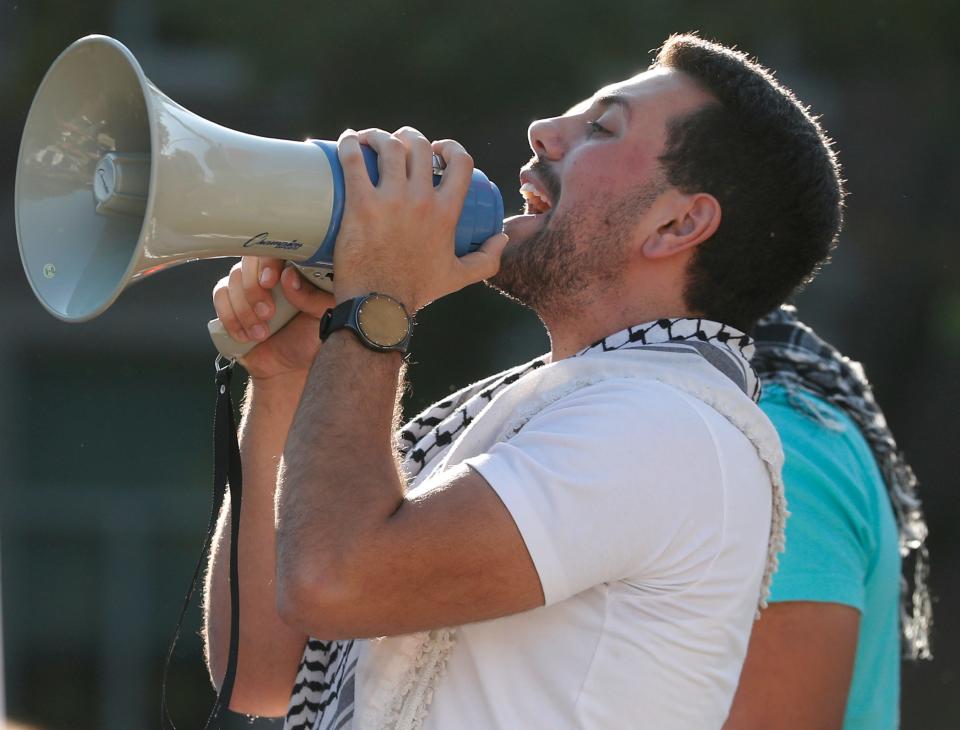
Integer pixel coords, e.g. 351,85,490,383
528,116,568,161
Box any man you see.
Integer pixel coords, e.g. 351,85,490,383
725,307,931,730
204,34,844,728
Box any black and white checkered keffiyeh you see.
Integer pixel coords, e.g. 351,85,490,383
283,317,760,730
752,305,932,660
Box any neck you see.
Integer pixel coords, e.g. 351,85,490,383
529,261,701,360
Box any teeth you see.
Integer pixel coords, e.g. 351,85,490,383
519,181,551,210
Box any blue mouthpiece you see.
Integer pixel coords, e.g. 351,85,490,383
305,140,504,267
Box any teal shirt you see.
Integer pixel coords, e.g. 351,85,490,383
760,385,901,730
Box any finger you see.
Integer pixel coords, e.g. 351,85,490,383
279,266,336,318
227,265,267,341
257,258,285,289
337,129,376,199
394,126,434,191
431,139,474,208
240,256,282,321
212,276,248,343
456,232,508,285
357,128,406,188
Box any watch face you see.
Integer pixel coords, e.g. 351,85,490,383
356,294,410,348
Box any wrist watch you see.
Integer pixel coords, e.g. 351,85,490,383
319,293,413,353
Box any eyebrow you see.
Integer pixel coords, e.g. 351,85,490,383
595,93,632,121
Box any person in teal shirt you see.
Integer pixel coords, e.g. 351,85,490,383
725,307,931,730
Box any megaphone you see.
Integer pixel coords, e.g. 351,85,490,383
15,35,504,359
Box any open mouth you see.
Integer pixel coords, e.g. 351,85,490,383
520,180,553,215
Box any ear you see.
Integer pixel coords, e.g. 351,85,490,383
641,192,721,260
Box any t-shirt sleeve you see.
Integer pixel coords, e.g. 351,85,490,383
762,393,876,611
462,379,729,606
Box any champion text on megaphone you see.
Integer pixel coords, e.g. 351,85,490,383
15,34,504,360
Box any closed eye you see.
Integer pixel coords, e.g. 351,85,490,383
586,120,611,137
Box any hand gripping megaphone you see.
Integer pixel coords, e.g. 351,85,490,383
15,35,504,359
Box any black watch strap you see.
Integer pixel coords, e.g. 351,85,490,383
319,298,355,342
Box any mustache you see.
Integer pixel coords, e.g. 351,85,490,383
525,156,562,205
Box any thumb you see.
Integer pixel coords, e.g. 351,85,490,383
279,266,336,318
458,233,509,284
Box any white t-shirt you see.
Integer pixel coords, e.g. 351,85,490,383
406,378,773,730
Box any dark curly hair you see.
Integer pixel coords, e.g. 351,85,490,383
652,34,845,331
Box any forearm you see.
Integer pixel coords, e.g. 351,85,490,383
203,373,309,715
724,602,858,730
276,331,406,628
272,127,503,635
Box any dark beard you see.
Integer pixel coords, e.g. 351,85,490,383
487,180,663,318
486,211,609,317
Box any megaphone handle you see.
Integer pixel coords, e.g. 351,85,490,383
207,278,300,360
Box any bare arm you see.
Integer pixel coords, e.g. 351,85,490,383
203,374,309,716
274,127,539,638
276,331,543,639
203,256,335,717
724,601,860,730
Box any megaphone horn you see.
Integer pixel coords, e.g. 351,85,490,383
15,35,504,359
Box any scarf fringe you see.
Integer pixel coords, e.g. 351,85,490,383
379,629,456,730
